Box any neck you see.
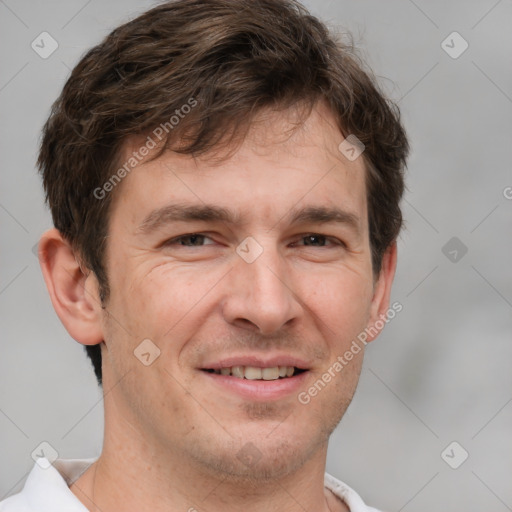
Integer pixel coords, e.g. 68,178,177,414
69,430,345,512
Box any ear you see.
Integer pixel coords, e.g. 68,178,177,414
365,241,398,343
38,228,104,346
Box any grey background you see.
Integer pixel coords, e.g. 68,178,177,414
1,1,511,510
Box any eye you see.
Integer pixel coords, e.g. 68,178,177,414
294,234,344,248
164,233,216,247
162,233,344,249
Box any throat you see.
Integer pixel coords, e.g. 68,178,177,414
324,487,350,512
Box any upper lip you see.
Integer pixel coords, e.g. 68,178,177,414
200,355,311,370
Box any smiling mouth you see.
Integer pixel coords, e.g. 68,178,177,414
202,366,307,380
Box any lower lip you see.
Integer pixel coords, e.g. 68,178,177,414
200,370,309,401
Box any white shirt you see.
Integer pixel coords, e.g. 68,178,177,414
0,457,382,512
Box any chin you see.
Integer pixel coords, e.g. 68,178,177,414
186,427,327,484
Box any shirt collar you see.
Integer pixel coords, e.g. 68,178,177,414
22,457,98,511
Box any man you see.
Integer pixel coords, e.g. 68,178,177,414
0,0,408,510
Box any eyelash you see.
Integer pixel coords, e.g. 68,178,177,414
164,233,345,248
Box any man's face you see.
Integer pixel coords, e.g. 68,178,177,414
99,102,385,480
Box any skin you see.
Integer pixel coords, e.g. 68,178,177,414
39,100,397,512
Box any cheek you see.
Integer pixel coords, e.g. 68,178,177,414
302,267,373,336
115,262,223,345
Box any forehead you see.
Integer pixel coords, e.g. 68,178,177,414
112,101,368,229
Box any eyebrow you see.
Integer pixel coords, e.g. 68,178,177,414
137,202,361,235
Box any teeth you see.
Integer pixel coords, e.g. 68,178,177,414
261,367,279,380
244,367,262,380
231,366,244,378
211,365,298,380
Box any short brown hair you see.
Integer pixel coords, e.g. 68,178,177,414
38,0,409,387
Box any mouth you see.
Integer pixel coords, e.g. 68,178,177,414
199,359,310,401
201,365,307,380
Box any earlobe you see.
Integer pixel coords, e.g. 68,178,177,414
38,228,104,346
365,242,398,343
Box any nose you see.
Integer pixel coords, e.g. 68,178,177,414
221,237,303,335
